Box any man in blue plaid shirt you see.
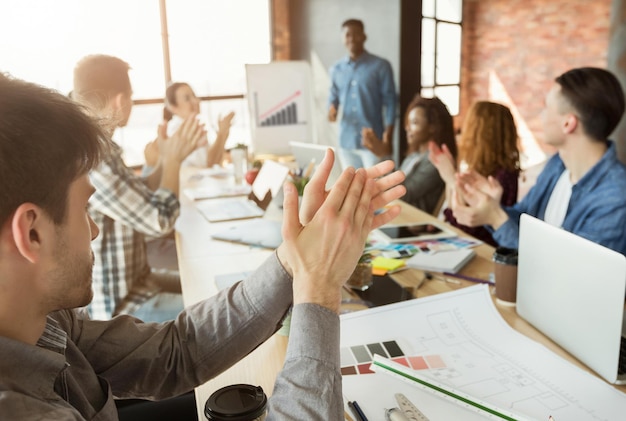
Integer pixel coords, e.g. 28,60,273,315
72,55,206,321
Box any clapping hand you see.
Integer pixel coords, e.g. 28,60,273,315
279,166,375,312
216,111,235,138
143,139,160,168
157,114,207,163
361,128,391,158
451,171,507,229
298,149,406,229
457,171,503,202
428,141,456,185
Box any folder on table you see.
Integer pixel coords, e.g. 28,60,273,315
405,248,475,274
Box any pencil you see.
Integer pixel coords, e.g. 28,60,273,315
442,271,494,286
303,158,316,178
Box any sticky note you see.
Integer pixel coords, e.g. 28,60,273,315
371,256,406,272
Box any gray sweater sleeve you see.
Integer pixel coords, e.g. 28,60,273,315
63,252,341,419
268,304,342,420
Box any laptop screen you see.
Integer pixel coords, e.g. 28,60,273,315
289,141,342,188
251,159,290,201
517,214,626,383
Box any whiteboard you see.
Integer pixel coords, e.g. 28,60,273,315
245,61,315,155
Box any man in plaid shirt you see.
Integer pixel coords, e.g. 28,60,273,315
72,55,206,321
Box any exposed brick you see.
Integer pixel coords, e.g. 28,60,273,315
460,0,611,152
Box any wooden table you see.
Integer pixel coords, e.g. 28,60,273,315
174,169,626,420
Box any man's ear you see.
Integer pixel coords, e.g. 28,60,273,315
11,203,47,264
111,92,125,112
563,113,578,134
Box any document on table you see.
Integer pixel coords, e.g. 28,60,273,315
340,285,626,421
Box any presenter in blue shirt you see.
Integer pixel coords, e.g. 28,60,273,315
328,18,397,169
450,67,626,255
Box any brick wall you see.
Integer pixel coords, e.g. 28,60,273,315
460,0,611,164
272,0,291,60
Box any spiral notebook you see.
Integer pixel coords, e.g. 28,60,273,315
405,248,476,274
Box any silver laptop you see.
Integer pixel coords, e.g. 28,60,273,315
517,214,626,384
289,141,342,189
196,160,289,223
211,219,282,249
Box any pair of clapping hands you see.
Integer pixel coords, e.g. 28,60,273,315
143,114,207,168
144,112,234,168
276,149,406,313
428,142,508,229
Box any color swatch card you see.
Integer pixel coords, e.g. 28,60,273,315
411,236,483,253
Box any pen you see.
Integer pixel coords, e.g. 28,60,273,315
303,158,316,178
425,272,461,285
442,271,494,286
348,400,369,421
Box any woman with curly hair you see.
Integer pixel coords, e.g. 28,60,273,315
363,95,457,214
429,101,520,246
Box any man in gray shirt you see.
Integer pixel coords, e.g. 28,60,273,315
0,74,406,420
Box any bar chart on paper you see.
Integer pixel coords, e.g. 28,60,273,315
340,285,626,421
245,62,314,155
255,91,305,127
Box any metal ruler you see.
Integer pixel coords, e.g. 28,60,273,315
372,355,530,421
395,393,430,421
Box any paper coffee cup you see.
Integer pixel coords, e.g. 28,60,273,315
493,247,518,306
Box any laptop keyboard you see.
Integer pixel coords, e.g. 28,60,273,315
618,336,626,375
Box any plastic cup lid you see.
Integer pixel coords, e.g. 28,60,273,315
493,247,518,264
204,384,267,420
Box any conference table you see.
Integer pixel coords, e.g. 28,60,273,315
174,166,626,420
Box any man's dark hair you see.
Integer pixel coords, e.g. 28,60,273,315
555,67,625,141
0,74,108,226
341,19,364,32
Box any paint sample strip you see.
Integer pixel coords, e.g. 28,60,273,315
341,340,447,376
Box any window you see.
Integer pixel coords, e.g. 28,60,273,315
0,0,271,165
420,0,462,115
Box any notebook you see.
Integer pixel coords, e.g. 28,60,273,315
183,184,251,201
196,160,289,223
405,248,476,274
289,141,342,189
211,219,282,249
517,214,626,384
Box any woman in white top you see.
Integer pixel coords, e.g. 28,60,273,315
145,82,235,170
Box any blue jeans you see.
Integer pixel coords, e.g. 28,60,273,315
338,148,381,169
130,292,184,323
128,269,184,323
